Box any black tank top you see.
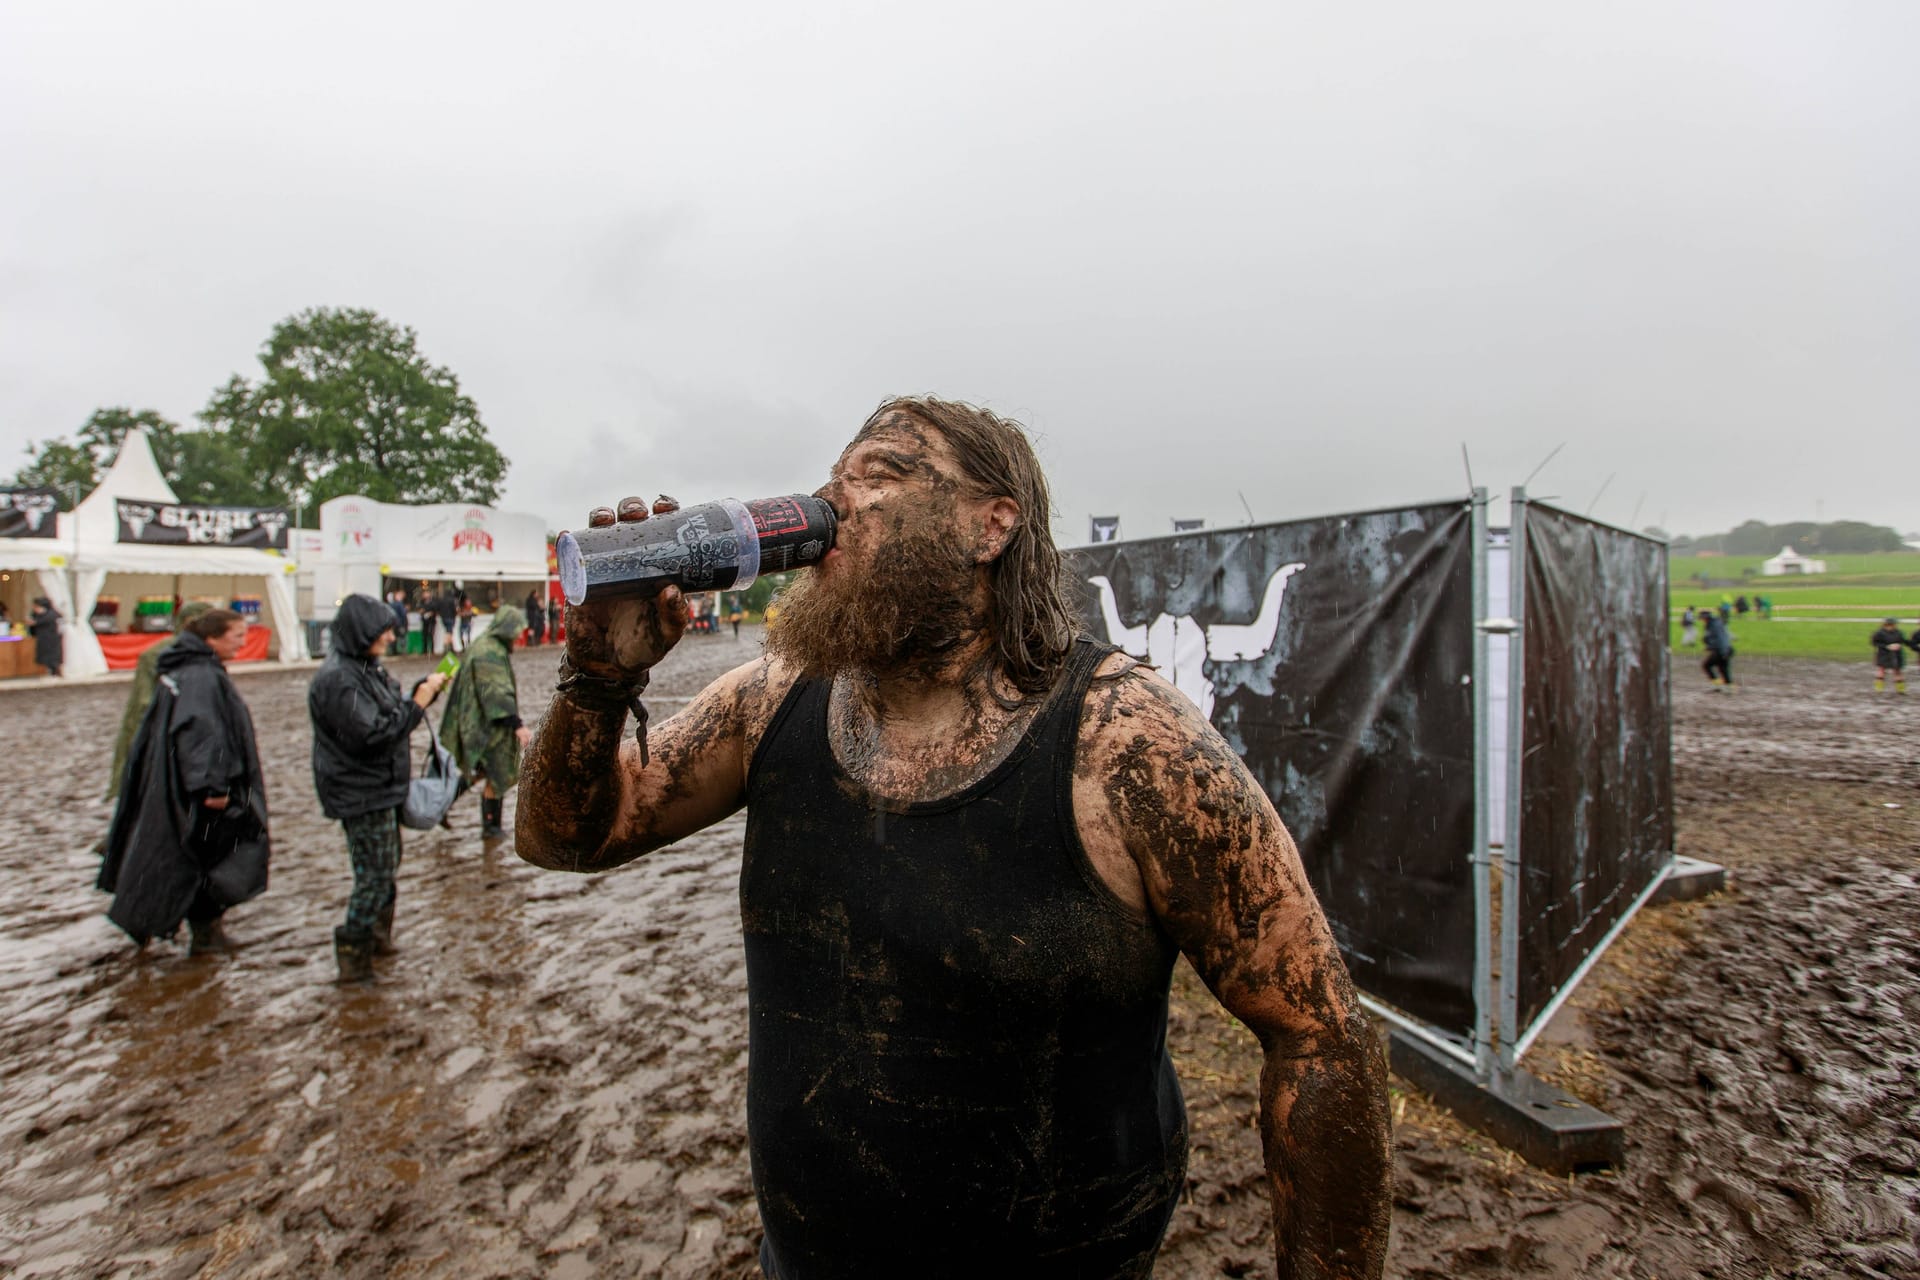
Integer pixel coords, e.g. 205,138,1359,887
741,639,1187,1280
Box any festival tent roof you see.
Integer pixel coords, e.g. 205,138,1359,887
1761,545,1827,576
2,428,306,676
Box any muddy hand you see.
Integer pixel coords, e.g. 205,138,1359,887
564,495,689,680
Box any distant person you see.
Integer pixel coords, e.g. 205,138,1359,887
1718,597,1732,625
1680,605,1698,648
436,589,458,654
388,590,409,640
1757,593,1773,620
98,609,270,952
1871,618,1907,694
442,604,531,839
525,590,546,646
457,592,475,650
1734,594,1750,617
1702,609,1735,690
307,594,448,982
106,602,214,802
420,590,440,655
546,596,560,645
28,597,62,677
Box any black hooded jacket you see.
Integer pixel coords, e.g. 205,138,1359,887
98,631,271,942
309,594,423,819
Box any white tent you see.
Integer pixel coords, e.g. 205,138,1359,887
1761,545,1827,577
306,494,551,621
0,428,306,678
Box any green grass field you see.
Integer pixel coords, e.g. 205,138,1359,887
1669,551,1920,583
1668,617,1896,661
1665,551,1920,659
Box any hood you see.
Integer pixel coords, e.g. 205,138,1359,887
487,605,527,643
334,593,398,657
157,630,218,674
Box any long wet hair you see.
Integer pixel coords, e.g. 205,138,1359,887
859,396,1081,698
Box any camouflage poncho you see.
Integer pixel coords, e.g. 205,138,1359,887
440,606,526,790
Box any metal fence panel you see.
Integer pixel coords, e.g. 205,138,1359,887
1513,501,1674,1040
1069,501,1476,1038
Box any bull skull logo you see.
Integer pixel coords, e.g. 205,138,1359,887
119,502,158,541
1088,563,1305,721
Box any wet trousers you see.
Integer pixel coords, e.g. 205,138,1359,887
341,807,402,939
1703,652,1733,684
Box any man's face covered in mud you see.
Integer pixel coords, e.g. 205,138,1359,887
767,414,1000,679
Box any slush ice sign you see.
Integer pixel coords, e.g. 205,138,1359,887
116,500,291,549
452,508,495,554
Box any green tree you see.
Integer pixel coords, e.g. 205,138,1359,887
9,407,252,507
202,308,508,508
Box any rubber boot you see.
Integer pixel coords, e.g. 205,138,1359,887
189,917,228,955
372,901,397,956
334,927,375,984
481,796,504,839
1900,679,1909,695
1876,677,1885,692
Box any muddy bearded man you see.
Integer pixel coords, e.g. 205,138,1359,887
518,397,1391,1279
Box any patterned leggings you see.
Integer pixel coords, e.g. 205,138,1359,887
341,807,403,938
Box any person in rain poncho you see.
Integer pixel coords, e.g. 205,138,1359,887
308,593,447,982
98,609,270,951
441,604,531,838
106,601,214,802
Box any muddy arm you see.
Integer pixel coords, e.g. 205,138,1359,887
516,658,776,873
1091,670,1391,1279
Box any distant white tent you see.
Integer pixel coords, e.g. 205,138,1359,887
0,427,306,678
1761,545,1827,577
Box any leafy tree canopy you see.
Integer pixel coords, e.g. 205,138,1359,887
8,408,252,507
202,308,507,508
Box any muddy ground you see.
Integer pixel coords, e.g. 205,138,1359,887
0,641,1914,1278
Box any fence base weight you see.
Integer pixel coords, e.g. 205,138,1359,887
1651,856,1727,906
1389,1030,1624,1176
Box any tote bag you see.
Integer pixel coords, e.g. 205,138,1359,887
401,720,467,830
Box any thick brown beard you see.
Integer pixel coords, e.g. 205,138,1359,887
766,517,984,680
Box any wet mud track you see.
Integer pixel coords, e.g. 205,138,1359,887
1,647,1915,1277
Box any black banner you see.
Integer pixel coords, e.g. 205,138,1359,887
1515,503,1672,1035
1070,502,1476,1038
0,487,59,539
1089,516,1120,543
1172,518,1205,532
115,500,290,549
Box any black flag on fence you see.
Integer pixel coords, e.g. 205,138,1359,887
115,499,291,549
1070,502,1477,1037
0,487,59,539
1172,518,1204,532
1089,516,1120,543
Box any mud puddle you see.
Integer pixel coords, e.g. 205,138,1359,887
1,644,1915,1277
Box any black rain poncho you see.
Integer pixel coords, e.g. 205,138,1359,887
98,632,271,943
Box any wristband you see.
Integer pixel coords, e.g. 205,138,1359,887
554,656,653,765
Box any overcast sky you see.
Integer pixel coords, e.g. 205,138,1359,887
3,1,1915,542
